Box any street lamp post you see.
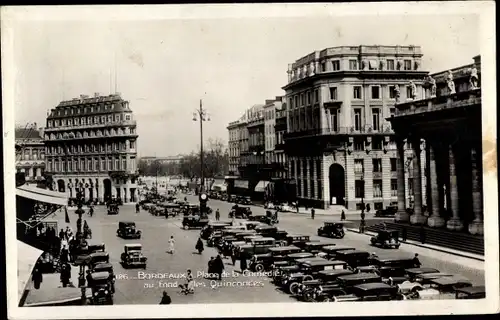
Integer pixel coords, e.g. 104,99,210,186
193,99,210,193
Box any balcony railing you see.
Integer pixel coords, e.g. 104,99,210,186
45,132,138,142
395,88,481,116
284,124,394,139
44,120,137,132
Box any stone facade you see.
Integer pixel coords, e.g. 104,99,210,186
43,93,139,203
390,56,483,235
283,45,428,209
15,125,45,184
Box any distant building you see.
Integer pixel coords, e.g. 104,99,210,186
227,118,246,176
15,124,45,184
140,155,183,165
43,93,139,203
390,55,483,235
274,107,288,178
283,45,428,210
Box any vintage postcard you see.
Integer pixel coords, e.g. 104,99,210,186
2,2,498,319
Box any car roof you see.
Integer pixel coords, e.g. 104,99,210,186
288,252,315,258
318,269,354,276
305,241,336,246
337,250,370,255
455,286,485,294
253,237,275,241
90,252,109,257
125,243,142,247
120,221,135,224
209,222,231,226
255,226,276,230
322,245,354,251
93,263,113,269
269,246,300,251
406,267,440,274
354,282,392,290
429,276,470,286
338,273,381,280
374,255,413,262
91,271,110,280
301,259,346,266
378,229,399,233
287,234,309,238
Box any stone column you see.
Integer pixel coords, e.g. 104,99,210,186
427,142,445,227
468,146,483,235
446,144,463,231
410,137,426,225
111,183,117,198
124,186,129,203
299,159,304,197
395,138,409,222
313,160,318,200
84,184,90,201
306,159,311,198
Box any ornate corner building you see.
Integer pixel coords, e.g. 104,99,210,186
283,45,429,210
43,93,139,203
15,125,45,184
389,55,483,235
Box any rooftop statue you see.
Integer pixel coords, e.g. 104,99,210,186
446,70,456,94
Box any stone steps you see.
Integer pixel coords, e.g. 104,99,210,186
365,221,484,255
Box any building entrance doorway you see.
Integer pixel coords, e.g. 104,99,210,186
57,180,65,193
103,179,112,202
329,164,345,205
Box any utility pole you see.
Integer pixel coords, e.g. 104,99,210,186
193,99,210,193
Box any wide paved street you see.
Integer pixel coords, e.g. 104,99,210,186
58,204,295,305
52,194,484,305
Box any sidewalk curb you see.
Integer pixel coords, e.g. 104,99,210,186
24,293,92,307
346,228,485,262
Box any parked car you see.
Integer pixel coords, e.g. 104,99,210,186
85,252,110,269
92,263,116,293
182,215,209,229
455,286,486,299
375,205,398,217
116,221,142,239
88,271,113,305
334,250,374,272
331,282,403,302
249,245,302,272
317,245,356,260
120,244,147,269
297,269,354,302
200,221,232,240
301,241,338,254
405,276,472,300
285,234,311,248
336,273,383,293
317,222,346,239
370,254,422,278
229,206,252,219
234,237,278,260
370,230,401,249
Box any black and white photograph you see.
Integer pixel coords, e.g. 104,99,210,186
2,2,498,319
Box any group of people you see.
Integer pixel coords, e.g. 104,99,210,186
207,255,225,280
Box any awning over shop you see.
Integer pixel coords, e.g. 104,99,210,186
16,185,68,206
234,180,249,189
254,180,270,193
17,241,43,304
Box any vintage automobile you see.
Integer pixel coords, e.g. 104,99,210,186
249,245,302,272
229,195,237,202
236,220,264,230
285,234,311,248
75,242,106,257
163,203,181,217
301,241,338,254
88,271,113,305
455,286,486,299
254,225,279,238
317,245,356,260
120,244,147,269
116,221,142,239
220,193,229,201
405,267,440,282
336,273,383,293
297,269,354,301
331,283,402,302
370,230,401,249
218,237,242,257
273,256,326,285
405,276,473,300
107,204,119,215
92,263,116,293
238,196,252,205
284,260,350,295
317,222,346,239
248,214,269,224
182,203,202,215
397,272,455,294
234,231,258,241
85,252,110,269
375,205,398,217
229,206,252,219
182,215,209,229
234,237,279,260
334,250,374,272
370,255,421,278
200,221,232,240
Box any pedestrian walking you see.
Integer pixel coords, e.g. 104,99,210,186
136,203,140,213
231,248,237,266
214,255,224,280
402,227,407,242
412,253,421,267
208,257,215,276
32,267,43,289
159,291,172,304
311,208,315,220
240,251,248,272
419,226,426,244
215,209,220,221
168,236,176,254
195,237,204,254
341,210,346,221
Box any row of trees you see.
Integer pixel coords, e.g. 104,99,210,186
138,138,229,180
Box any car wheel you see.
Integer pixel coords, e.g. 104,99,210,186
289,282,300,295
255,264,265,272
303,275,314,281
183,225,189,230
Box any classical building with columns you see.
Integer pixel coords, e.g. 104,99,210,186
15,124,45,184
43,93,139,203
283,45,428,210
389,55,483,235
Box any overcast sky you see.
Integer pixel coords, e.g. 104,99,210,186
10,7,479,157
